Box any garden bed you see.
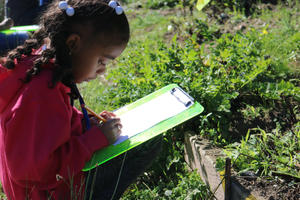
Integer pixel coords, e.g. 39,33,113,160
184,131,300,200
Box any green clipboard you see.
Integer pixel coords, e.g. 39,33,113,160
0,25,39,34
83,84,204,171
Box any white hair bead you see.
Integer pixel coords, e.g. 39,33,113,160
58,1,68,10
108,1,118,9
115,6,123,15
66,7,75,16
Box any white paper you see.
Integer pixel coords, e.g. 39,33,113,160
113,90,192,145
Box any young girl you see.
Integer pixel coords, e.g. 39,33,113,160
0,0,162,199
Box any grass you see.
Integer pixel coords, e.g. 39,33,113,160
127,9,171,41
256,4,299,73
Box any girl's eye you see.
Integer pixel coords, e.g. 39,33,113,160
98,60,105,65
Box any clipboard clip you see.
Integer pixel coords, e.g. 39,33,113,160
170,87,194,107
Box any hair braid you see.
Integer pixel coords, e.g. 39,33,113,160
24,47,56,82
3,27,47,69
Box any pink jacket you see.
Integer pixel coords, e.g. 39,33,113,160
0,56,109,199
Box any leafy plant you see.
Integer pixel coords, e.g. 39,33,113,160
121,169,211,199
209,0,294,16
224,124,300,179
146,0,179,9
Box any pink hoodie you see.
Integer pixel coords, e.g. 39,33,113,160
0,55,109,199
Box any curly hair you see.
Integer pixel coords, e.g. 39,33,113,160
2,0,130,98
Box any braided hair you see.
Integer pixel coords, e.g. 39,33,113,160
2,0,130,97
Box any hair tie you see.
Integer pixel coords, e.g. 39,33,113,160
108,1,124,15
58,1,75,16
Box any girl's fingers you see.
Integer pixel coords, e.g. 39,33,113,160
116,122,122,131
113,121,122,135
100,110,117,119
90,116,100,124
108,111,117,117
100,112,110,120
107,118,121,127
99,111,109,119
111,124,122,137
116,123,122,130
115,126,122,134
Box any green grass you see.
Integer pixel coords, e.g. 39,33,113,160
127,9,171,41
224,124,300,179
120,169,211,200
255,4,299,73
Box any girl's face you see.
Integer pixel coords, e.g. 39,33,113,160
69,33,127,83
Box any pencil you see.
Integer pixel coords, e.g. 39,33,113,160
84,105,107,123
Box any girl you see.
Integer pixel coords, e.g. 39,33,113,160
0,0,162,199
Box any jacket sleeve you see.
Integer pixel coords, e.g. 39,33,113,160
3,82,109,190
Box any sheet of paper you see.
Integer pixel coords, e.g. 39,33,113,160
113,90,192,145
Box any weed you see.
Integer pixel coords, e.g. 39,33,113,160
224,124,300,180
121,169,211,199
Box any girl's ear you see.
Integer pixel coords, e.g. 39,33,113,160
66,34,81,54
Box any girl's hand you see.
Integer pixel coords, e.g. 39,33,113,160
87,110,116,126
84,110,122,144
89,116,100,127
99,110,117,120
81,116,99,132
97,118,122,144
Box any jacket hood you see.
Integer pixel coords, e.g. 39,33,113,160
0,58,34,113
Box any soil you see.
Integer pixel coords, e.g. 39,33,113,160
234,174,300,200
229,95,299,142
228,92,299,200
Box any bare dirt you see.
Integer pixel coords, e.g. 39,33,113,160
235,175,300,200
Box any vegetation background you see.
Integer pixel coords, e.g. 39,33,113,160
0,0,299,199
